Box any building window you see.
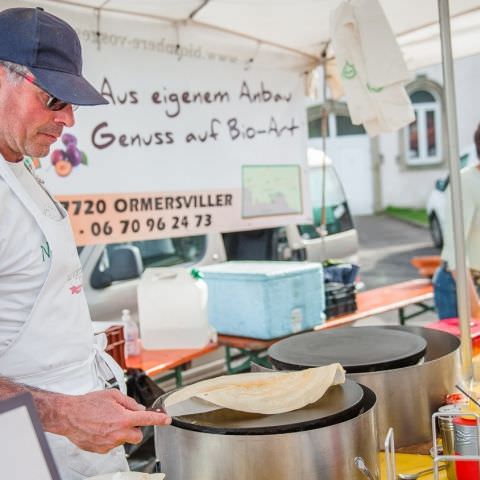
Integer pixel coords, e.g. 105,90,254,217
308,116,329,138
404,88,442,166
335,114,366,136
307,102,365,138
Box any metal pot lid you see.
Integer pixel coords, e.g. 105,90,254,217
169,379,364,435
268,327,428,373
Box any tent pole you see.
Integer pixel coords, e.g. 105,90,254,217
438,0,473,382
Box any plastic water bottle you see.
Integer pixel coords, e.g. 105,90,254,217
137,267,212,349
122,308,140,357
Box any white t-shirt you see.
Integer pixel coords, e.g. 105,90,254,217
441,164,480,271
0,159,62,354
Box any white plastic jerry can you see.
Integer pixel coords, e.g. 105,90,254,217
137,267,212,349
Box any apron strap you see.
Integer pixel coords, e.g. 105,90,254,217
93,334,127,394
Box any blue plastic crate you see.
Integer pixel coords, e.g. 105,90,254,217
200,261,325,339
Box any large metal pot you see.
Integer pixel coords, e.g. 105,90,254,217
349,326,460,447
154,384,379,480
268,325,461,448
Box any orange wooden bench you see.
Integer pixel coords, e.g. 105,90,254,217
410,255,441,278
125,342,218,386
218,278,434,373
95,321,219,386
321,277,434,328
119,279,435,377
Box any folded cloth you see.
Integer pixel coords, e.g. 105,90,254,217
324,263,359,285
330,0,414,136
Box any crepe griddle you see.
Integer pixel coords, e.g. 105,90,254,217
268,326,428,373
170,379,364,435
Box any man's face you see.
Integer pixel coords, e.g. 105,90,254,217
0,67,75,162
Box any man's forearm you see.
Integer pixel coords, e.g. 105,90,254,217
0,376,171,453
0,376,66,433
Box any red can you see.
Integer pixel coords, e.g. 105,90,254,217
446,392,468,405
454,416,480,480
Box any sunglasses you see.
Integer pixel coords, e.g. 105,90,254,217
14,70,78,112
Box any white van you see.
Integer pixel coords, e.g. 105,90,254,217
426,145,477,248
80,148,358,323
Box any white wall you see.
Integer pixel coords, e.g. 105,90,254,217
380,53,480,209
310,136,373,215
310,54,480,212
379,132,445,208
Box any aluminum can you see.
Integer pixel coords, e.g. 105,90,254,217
454,416,480,480
438,405,459,480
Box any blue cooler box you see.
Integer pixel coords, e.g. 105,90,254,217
200,261,325,339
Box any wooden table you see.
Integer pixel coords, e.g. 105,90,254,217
124,279,434,378
318,278,434,328
125,342,218,386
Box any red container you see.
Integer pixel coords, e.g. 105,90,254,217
454,416,480,480
104,325,127,370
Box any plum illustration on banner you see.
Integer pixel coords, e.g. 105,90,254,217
50,149,65,165
55,159,73,177
62,133,77,147
66,143,82,166
50,133,88,177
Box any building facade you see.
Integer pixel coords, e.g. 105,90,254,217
308,54,480,215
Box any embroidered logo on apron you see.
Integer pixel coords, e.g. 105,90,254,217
41,241,51,262
67,267,83,295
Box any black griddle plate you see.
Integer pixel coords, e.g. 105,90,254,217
268,326,428,373
170,379,364,435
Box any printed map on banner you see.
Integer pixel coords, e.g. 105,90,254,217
242,165,303,218
25,6,311,246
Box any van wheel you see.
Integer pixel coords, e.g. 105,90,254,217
429,213,443,249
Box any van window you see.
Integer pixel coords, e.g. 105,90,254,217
222,227,288,261
90,236,208,289
107,236,207,268
297,164,354,239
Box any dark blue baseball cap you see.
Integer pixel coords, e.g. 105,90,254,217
0,7,107,106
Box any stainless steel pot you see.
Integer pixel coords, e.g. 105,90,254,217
154,385,379,480
348,326,460,448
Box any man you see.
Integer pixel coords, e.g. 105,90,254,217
433,124,480,319
0,7,170,479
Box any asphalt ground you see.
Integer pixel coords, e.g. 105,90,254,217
353,214,440,326
355,214,439,289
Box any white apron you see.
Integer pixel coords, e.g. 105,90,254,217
0,160,129,479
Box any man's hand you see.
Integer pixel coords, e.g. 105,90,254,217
47,389,171,453
0,376,171,454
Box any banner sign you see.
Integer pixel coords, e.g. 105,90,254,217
23,6,312,245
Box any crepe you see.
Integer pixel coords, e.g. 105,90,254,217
164,363,345,414
88,473,165,480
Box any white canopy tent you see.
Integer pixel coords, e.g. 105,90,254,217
14,0,480,71
9,0,479,379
